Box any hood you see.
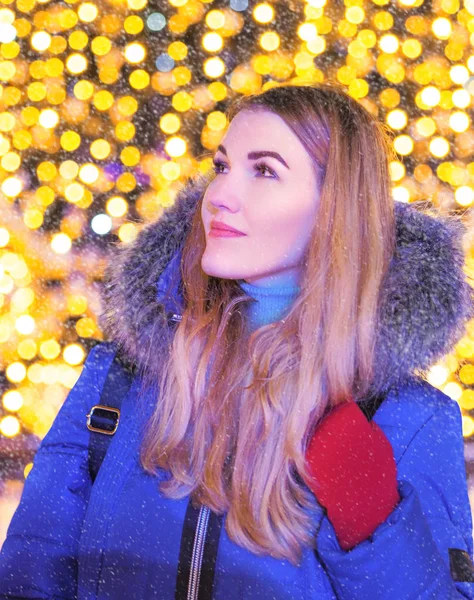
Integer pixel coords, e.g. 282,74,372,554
99,171,474,397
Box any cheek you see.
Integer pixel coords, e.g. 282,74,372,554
256,195,315,240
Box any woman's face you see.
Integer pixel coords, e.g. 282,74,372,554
201,109,320,288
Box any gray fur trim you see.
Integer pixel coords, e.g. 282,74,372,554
99,173,474,395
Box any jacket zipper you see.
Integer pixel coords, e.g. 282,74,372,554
188,505,211,600
169,312,210,600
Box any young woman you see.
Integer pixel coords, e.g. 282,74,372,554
1,82,474,599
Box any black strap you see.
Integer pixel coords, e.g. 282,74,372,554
87,349,135,483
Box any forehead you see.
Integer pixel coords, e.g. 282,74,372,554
221,110,309,164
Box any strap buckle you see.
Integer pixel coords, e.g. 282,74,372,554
86,404,120,436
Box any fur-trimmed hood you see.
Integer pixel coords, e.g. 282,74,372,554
99,172,474,397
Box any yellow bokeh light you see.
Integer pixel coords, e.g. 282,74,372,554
443,381,463,401
203,57,226,78
67,294,88,315
254,3,274,23
386,109,408,130
6,362,26,383
260,31,280,51
206,10,225,29
79,163,99,184
450,111,470,132
165,136,186,158
117,96,139,117
298,23,318,42
124,42,146,63
107,196,128,217
128,0,147,9
76,317,96,337
379,34,399,53
432,17,452,39
69,30,89,51
161,161,181,181
420,86,441,107
40,339,61,360
65,182,85,203
455,186,474,207
90,139,111,159
427,364,449,387
78,2,98,22
450,65,470,84
0,134,10,155
206,111,226,131
393,135,414,156
118,222,138,243
91,36,112,56
59,160,79,180
51,232,72,254
0,415,20,437
28,82,47,101
168,41,188,61
116,172,136,192
2,390,23,412
115,121,136,141
120,146,140,166
429,136,450,158
1,152,21,171
61,131,81,151
452,88,470,108
21,106,39,129
31,31,51,52
66,53,88,75
63,343,85,365
2,176,22,197
93,90,114,111
415,116,437,137
38,109,59,128
124,15,144,35
15,314,35,335
202,32,223,52
129,69,150,89
389,161,406,181
160,113,181,134
74,80,94,100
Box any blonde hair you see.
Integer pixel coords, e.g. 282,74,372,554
139,82,397,565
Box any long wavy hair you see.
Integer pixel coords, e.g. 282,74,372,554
139,82,398,565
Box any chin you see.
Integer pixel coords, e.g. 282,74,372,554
201,260,242,281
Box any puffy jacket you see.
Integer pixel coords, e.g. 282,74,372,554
1,173,474,599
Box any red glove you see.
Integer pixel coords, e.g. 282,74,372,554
305,400,401,551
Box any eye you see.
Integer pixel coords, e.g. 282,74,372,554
211,159,277,179
212,159,226,175
253,161,276,178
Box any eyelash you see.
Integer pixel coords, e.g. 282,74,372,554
212,159,277,179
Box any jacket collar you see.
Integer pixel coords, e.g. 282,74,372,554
99,171,473,396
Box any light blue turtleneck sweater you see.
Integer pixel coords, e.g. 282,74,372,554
237,279,301,330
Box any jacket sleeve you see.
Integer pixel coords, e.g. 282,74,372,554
0,341,117,600
315,395,474,600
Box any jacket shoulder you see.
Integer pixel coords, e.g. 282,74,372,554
373,377,463,462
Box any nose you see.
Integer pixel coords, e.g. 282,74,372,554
205,185,241,214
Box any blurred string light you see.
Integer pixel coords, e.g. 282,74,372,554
0,0,472,487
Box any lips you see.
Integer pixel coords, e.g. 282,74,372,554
210,221,245,235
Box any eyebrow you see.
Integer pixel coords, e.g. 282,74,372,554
216,144,290,170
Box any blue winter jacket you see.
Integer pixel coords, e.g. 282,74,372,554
1,172,474,599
